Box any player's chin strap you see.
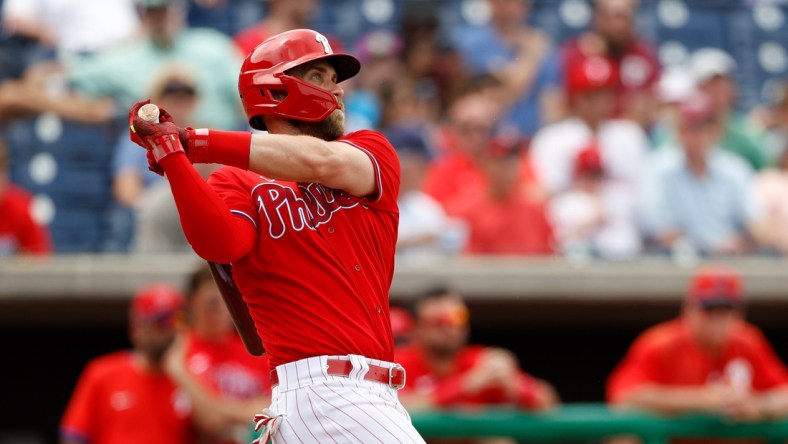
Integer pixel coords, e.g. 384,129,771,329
252,408,285,444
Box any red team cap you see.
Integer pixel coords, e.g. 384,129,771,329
678,92,716,127
566,56,617,98
389,306,415,346
686,265,743,309
238,28,361,130
130,283,185,325
573,142,605,178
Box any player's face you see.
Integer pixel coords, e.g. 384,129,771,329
130,314,178,364
594,0,636,49
684,303,741,350
416,296,470,357
678,117,721,159
288,60,346,140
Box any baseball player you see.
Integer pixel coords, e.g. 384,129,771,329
60,283,195,444
128,29,425,443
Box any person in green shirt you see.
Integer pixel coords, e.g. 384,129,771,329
68,0,244,130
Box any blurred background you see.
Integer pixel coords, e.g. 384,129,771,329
1,0,788,443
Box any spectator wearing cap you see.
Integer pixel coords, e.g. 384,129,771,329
560,0,661,129
0,135,51,256
60,283,196,444
607,265,788,429
687,48,768,171
450,0,563,137
640,92,758,257
548,143,641,259
67,0,243,130
531,55,648,257
390,305,415,347
396,288,559,433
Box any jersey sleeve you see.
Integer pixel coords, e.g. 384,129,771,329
606,333,664,403
60,361,101,443
745,325,788,391
340,130,400,213
158,153,256,264
206,167,260,232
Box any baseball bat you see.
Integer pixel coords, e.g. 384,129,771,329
207,262,266,356
138,104,266,356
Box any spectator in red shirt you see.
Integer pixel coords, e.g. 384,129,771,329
560,0,660,129
456,135,554,255
423,78,541,220
0,136,51,256
60,283,195,444
396,288,559,415
607,265,788,436
164,264,271,444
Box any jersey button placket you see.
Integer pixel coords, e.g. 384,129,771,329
328,227,335,234
354,264,361,272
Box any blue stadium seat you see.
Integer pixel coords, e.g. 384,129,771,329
3,116,124,253
187,0,266,36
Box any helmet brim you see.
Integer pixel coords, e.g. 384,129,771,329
313,53,361,83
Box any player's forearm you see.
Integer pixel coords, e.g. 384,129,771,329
158,153,255,263
614,385,721,415
167,363,258,434
757,387,788,419
189,129,375,197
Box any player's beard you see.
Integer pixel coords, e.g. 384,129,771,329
291,106,345,141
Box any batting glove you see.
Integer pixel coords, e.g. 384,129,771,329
128,99,191,160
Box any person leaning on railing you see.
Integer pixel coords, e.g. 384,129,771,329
606,264,788,441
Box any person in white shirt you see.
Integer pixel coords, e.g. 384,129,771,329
532,55,648,259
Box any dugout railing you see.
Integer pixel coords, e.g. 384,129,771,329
409,404,788,443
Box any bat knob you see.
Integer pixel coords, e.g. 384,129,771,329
138,103,160,123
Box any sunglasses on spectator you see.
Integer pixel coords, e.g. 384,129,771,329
423,306,469,327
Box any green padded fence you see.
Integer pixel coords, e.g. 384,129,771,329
410,404,788,444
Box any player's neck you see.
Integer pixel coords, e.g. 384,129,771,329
132,350,165,374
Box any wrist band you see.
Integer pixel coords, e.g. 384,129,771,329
188,129,252,170
148,134,185,162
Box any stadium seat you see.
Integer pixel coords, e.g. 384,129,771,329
4,116,124,253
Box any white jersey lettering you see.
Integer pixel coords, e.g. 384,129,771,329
253,182,358,238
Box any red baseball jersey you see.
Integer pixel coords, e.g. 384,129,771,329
206,130,400,368
0,184,51,255
562,36,660,113
395,344,541,408
185,331,270,399
60,351,194,444
607,319,788,403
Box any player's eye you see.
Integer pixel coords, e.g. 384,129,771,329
309,71,324,83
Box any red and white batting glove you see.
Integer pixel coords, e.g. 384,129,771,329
129,99,252,170
145,150,165,176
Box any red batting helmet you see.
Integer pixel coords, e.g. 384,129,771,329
238,29,361,130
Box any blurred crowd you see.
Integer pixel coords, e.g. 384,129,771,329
1,0,788,262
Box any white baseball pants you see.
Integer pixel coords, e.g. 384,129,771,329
255,354,426,444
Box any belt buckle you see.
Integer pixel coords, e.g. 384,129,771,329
388,364,406,390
